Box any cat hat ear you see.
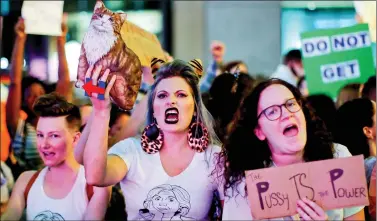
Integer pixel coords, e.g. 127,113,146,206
151,58,166,79
150,58,204,80
118,13,127,22
188,59,204,79
94,0,104,11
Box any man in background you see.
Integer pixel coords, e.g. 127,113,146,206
270,49,305,86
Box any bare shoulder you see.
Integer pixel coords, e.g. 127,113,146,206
17,170,38,184
19,170,38,179
12,170,39,193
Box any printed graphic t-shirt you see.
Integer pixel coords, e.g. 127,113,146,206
108,137,223,221
26,166,89,220
221,143,365,220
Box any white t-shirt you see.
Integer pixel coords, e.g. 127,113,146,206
222,143,365,220
26,166,89,220
270,64,299,87
108,137,223,221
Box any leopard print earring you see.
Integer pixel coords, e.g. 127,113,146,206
187,116,209,153
141,119,164,154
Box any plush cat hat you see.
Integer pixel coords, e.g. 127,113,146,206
151,57,204,80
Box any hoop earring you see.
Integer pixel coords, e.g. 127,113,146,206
141,119,164,154
187,118,209,153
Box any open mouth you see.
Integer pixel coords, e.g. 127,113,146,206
283,124,299,137
165,108,179,124
42,151,56,159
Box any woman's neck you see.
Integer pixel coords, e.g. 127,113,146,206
271,150,304,167
369,139,376,157
161,130,189,155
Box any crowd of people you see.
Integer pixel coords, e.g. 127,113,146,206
0,15,376,221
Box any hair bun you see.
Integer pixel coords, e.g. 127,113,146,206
188,59,204,79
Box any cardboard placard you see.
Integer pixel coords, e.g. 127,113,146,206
120,21,166,66
300,24,375,99
245,155,369,220
21,1,64,36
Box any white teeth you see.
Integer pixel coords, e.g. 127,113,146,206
166,118,178,121
286,124,296,129
167,110,178,114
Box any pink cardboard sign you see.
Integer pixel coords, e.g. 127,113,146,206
245,155,369,220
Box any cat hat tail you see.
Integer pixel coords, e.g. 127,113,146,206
151,57,204,80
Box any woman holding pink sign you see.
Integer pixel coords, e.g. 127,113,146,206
217,78,365,220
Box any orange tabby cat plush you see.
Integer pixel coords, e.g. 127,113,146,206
76,0,142,110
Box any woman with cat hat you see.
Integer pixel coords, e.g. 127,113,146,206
76,59,224,220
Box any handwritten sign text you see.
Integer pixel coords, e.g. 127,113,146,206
245,155,369,220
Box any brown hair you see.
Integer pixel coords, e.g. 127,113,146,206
222,60,248,73
336,83,362,108
33,92,81,131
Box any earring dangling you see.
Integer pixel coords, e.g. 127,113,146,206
141,119,164,154
187,117,209,153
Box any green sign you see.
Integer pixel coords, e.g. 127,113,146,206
300,24,375,99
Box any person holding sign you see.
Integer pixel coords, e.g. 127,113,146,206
1,93,110,221
6,17,72,174
218,78,365,220
76,60,224,221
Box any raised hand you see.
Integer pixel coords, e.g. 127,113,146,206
210,40,225,63
61,13,68,37
14,17,26,40
84,65,116,113
296,198,328,221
